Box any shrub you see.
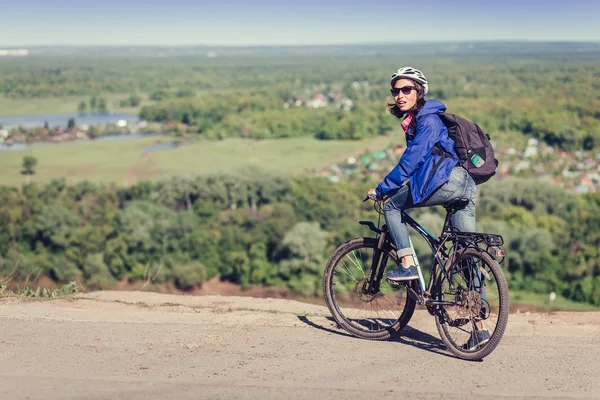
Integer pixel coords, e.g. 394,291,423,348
83,253,116,289
172,262,207,290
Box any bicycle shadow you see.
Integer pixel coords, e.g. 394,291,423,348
297,315,478,361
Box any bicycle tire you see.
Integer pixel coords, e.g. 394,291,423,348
434,248,509,360
323,237,417,340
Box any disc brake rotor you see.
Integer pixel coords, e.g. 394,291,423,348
354,278,378,302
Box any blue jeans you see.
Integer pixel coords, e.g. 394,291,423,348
383,166,476,259
383,167,484,306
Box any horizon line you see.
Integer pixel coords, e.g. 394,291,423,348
1,39,600,48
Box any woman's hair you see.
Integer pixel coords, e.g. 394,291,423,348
387,80,426,123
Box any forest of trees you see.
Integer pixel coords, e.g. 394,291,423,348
0,170,599,305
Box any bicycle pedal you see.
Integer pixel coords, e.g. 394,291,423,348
385,277,405,286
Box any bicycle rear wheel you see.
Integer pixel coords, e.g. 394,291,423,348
434,248,509,360
323,237,417,340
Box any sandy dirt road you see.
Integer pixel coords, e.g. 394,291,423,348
1,291,600,400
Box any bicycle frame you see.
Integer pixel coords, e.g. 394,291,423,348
361,205,504,308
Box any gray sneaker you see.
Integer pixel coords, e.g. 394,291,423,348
386,265,419,282
462,330,491,351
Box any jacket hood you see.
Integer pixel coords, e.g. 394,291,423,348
416,99,446,119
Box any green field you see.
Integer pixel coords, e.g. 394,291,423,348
0,134,397,187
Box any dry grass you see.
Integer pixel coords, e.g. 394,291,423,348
0,262,79,299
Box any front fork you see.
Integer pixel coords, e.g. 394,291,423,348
366,231,388,294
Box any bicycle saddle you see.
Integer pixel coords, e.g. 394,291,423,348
443,198,470,212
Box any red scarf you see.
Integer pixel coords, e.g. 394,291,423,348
401,113,414,133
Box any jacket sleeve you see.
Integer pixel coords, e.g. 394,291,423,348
376,115,443,196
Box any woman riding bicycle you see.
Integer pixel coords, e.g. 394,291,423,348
367,67,488,349
367,67,477,283
367,67,487,348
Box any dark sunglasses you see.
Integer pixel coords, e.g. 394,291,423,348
390,86,417,96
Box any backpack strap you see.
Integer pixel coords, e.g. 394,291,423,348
430,143,458,160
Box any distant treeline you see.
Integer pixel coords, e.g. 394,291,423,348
1,53,599,150
1,170,599,305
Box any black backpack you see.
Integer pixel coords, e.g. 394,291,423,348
437,113,498,185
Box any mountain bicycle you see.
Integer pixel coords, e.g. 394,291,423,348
322,196,509,360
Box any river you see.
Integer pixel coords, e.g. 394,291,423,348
0,112,138,130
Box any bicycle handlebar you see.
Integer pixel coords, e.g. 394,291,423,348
363,193,380,202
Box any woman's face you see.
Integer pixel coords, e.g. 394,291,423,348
392,78,419,113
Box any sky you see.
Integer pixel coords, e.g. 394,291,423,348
1,0,599,46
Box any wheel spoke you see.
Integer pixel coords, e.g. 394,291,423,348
348,250,367,278
339,258,358,282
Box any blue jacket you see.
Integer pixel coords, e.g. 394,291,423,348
376,100,459,204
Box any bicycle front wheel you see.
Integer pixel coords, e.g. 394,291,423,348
323,237,417,340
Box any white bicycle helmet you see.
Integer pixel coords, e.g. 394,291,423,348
391,67,428,97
